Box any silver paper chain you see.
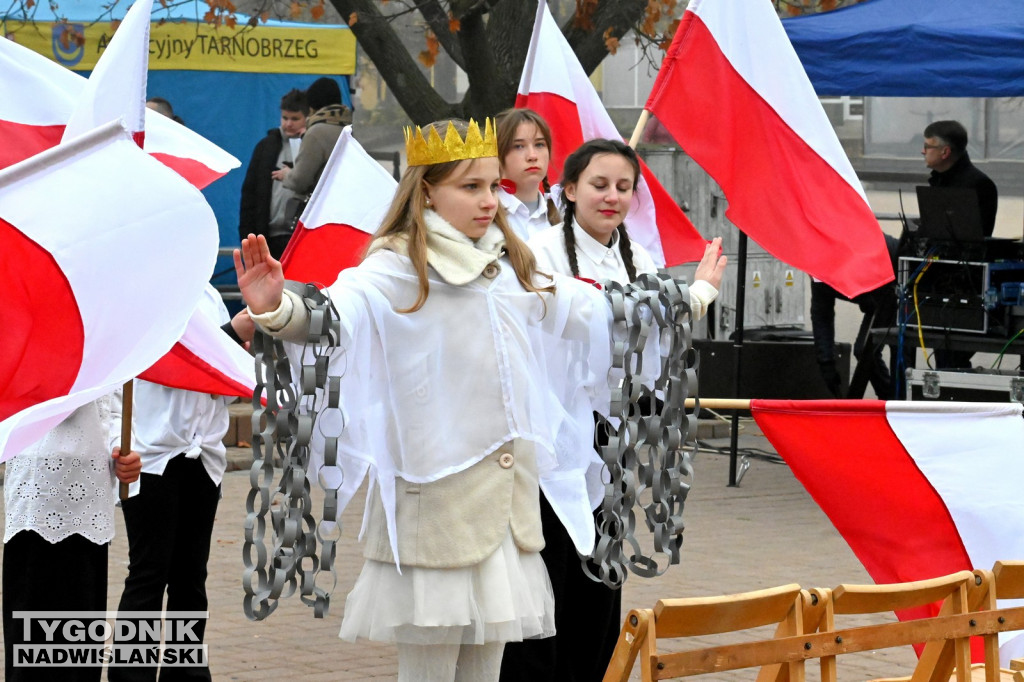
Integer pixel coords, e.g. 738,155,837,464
243,284,346,621
586,273,697,588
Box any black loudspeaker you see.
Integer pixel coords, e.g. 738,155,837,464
694,339,850,401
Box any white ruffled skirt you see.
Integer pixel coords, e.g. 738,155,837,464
339,531,555,645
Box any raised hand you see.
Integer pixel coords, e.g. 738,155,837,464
233,234,285,315
694,236,728,290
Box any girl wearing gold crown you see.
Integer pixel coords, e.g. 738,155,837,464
234,119,617,681
495,108,561,241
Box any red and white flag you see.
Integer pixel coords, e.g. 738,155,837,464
280,126,397,287
0,32,238,187
52,0,256,400
0,121,218,462
645,0,892,298
515,0,707,266
751,399,1024,662
138,287,256,400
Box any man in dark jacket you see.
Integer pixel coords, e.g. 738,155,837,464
921,120,998,370
922,119,998,237
238,89,308,258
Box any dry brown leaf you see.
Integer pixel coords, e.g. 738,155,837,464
418,49,437,67
348,11,358,25
448,11,460,32
603,27,619,55
311,1,324,20
289,1,302,19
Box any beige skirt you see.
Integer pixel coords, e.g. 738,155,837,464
338,530,555,646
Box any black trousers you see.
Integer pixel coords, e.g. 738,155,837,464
109,455,220,682
499,495,621,682
3,531,108,682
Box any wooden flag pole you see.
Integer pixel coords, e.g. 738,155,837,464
118,379,133,501
685,398,752,411
627,109,651,149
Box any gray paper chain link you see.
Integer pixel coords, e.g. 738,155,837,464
585,273,698,588
243,284,346,621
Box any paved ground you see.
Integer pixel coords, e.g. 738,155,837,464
0,420,918,680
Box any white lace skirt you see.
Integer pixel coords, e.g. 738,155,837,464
339,531,555,646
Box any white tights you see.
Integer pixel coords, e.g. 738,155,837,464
396,642,504,682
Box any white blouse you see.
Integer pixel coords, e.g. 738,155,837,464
528,219,719,320
4,397,118,545
109,286,232,492
499,189,556,242
251,219,614,564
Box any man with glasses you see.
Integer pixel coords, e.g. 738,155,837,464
922,119,998,236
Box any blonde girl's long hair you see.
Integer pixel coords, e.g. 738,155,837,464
369,119,555,313
495,108,561,226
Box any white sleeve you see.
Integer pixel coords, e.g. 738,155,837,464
247,288,309,342
688,279,719,321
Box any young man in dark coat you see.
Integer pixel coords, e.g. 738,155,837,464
238,89,308,259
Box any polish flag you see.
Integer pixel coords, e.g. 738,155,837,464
0,120,218,462
53,0,256,401
280,126,397,287
645,0,892,298
138,286,256,400
0,32,238,187
751,399,1024,662
515,0,707,266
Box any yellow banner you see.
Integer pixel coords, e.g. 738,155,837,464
5,20,355,74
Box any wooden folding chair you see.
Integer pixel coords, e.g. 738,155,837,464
967,561,1024,682
602,583,806,682
803,571,977,682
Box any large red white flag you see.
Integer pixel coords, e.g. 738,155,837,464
280,126,397,287
0,120,218,462
51,0,255,400
0,33,238,187
645,0,892,298
515,0,706,266
751,399,1024,662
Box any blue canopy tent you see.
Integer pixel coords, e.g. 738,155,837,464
782,0,1024,97
2,0,356,287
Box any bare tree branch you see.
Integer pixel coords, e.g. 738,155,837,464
326,0,456,123
563,0,647,76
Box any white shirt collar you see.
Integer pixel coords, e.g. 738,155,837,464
572,217,621,266
499,188,548,221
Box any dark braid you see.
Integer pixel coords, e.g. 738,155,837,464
561,202,581,278
616,225,639,282
541,177,560,226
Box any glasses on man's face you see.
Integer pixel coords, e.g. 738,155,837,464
922,143,946,151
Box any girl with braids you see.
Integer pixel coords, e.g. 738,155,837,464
495,108,561,240
235,120,619,682
502,138,727,682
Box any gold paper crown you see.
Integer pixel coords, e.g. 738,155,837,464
404,118,498,167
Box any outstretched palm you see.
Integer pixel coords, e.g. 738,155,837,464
233,234,285,315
